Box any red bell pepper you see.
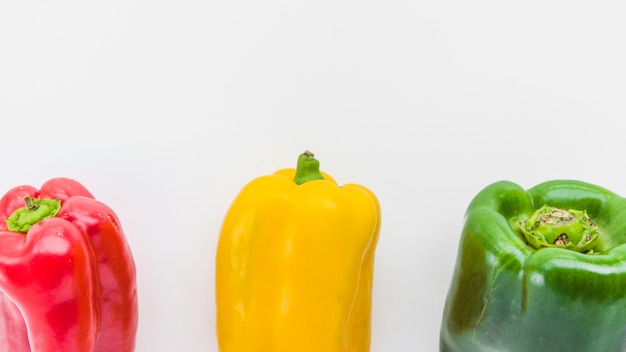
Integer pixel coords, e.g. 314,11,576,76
0,177,137,352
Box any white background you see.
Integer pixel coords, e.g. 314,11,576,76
1,1,626,351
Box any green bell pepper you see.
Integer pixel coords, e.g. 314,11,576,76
440,180,626,352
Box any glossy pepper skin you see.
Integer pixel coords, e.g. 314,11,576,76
0,178,138,352
216,151,381,352
440,180,626,352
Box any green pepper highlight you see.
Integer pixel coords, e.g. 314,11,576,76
440,180,626,352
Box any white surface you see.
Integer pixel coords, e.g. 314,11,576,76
2,1,626,351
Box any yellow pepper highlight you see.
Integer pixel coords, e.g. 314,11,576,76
216,151,381,352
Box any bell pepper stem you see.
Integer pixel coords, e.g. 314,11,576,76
293,150,325,185
24,196,37,211
6,197,61,233
518,205,599,253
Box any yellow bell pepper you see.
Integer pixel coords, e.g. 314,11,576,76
216,151,381,352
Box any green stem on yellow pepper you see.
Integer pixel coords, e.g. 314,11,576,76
294,150,324,185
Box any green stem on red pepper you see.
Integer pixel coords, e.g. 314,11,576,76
294,150,324,185
6,196,61,233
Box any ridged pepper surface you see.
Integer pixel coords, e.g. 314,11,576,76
440,180,626,352
0,177,138,352
216,151,381,352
